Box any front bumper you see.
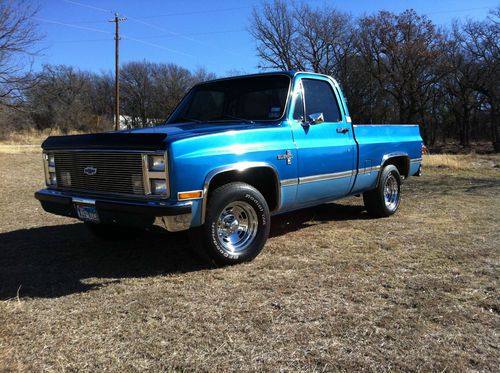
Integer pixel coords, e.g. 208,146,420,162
35,189,192,232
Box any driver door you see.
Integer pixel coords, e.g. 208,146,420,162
290,76,355,204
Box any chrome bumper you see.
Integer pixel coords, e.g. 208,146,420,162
35,188,192,232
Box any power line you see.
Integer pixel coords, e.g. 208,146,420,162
44,38,110,44
36,17,195,58
54,1,496,24
126,16,244,57
53,2,257,23
45,29,247,44
35,17,112,35
138,29,247,39
61,0,244,56
132,5,255,19
62,0,111,14
121,35,195,57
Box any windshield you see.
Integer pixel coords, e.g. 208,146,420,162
167,74,290,124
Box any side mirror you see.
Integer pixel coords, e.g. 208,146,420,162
307,112,324,125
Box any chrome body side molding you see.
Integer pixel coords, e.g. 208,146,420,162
299,170,354,184
281,178,299,187
298,165,382,184
358,165,381,175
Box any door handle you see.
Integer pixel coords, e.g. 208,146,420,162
337,127,350,134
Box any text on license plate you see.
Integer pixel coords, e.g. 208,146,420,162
75,204,100,223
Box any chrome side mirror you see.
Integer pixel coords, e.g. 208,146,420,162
307,112,324,125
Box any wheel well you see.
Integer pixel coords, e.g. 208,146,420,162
207,167,279,211
382,156,410,179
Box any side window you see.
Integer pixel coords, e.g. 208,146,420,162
292,82,304,121
302,79,342,122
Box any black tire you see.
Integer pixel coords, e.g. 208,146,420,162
363,164,402,217
193,182,270,266
85,222,144,240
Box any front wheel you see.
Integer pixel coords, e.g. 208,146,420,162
196,182,270,266
363,164,402,217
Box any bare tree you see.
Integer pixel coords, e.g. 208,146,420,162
293,3,355,77
250,1,371,123
460,8,500,151
0,0,41,105
356,10,450,142
23,62,215,133
250,0,354,77
120,61,154,128
28,65,110,133
150,63,193,122
120,61,216,128
250,0,300,71
89,70,114,119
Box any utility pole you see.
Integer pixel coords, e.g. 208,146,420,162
109,13,127,131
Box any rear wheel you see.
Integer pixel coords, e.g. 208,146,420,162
363,164,401,217
193,182,270,266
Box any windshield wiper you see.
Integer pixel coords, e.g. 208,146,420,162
216,114,255,124
172,116,203,123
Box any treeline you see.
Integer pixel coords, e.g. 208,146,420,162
0,62,214,136
0,1,215,137
0,0,498,151
251,1,499,151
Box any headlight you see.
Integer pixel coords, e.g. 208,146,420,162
143,153,169,197
49,172,57,186
148,155,165,172
44,152,57,186
48,153,55,167
150,179,167,195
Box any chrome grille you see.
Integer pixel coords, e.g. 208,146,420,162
53,151,145,195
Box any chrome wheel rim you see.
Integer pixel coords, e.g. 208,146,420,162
384,174,400,211
216,201,259,254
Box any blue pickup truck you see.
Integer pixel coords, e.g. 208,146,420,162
36,72,423,265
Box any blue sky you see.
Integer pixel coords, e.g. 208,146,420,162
34,0,499,76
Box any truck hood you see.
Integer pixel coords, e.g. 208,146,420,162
125,121,258,140
41,121,264,150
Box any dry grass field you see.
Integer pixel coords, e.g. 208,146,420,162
0,129,81,146
0,150,499,372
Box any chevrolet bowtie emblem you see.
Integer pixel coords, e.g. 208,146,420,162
83,166,97,176
277,150,293,165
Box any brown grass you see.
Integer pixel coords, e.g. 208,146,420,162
423,153,500,173
0,145,41,154
423,153,473,169
0,153,499,371
0,129,82,146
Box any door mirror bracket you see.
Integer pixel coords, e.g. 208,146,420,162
305,112,324,126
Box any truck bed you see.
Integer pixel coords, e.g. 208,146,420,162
350,124,422,195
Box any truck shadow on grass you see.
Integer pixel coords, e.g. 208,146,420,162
0,202,368,300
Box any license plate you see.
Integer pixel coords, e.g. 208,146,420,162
75,203,100,223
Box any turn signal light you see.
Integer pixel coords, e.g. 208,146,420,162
178,191,203,200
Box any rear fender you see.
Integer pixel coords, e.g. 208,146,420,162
376,152,410,186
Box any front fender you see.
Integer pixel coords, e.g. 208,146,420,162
200,162,281,224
